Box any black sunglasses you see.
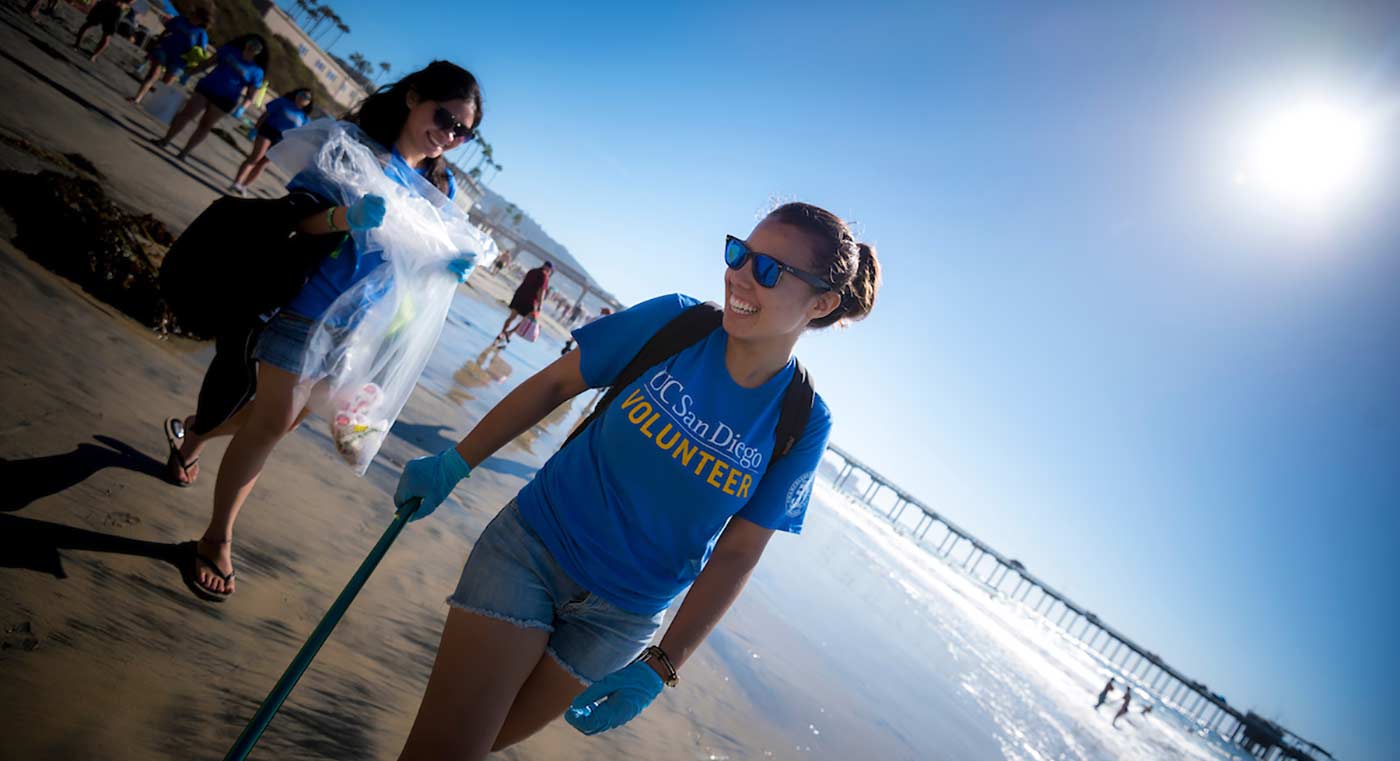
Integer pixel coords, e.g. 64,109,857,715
432,106,474,141
724,236,833,292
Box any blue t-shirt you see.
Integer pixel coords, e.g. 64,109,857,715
516,294,832,614
261,96,310,134
158,16,207,60
284,149,456,318
196,44,264,103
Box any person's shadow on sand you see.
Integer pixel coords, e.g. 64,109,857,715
0,435,181,579
0,513,181,579
0,434,165,512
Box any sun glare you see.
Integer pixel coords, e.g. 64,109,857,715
1235,98,1375,215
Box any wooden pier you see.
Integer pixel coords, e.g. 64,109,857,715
820,444,1334,761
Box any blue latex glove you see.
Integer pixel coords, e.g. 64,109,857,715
393,447,472,521
564,660,664,736
446,255,476,282
346,194,387,231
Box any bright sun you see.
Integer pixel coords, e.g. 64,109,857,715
1234,98,1375,214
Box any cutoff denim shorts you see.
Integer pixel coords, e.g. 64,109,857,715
447,500,665,685
253,311,317,374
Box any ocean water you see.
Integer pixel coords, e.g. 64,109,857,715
412,287,1255,760
747,480,1257,761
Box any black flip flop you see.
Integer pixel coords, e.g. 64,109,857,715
164,418,198,487
177,540,234,603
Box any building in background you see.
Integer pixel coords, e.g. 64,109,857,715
255,1,366,111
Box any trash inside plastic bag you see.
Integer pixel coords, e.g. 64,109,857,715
267,120,497,474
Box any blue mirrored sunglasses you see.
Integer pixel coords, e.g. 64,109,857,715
724,236,833,291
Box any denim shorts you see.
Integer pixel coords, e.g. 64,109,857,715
253,311,317,374
147,48,185,75
447,500,665,685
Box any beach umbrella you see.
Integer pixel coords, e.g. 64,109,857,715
222,498,421,761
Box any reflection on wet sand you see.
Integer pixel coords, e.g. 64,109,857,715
445,345,515,404
515,395,585,455
444,345,587,455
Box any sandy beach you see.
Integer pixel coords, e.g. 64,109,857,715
2,6,1288,761
0,6,913,759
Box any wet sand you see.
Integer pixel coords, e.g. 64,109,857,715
0,6,918,760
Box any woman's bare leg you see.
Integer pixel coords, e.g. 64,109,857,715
131,62,164,103
490,651,589,751
397,608,553,761
178,102,225,158
234,136,273,186
194,364,304,595
243,156,274,186
160,92,206,145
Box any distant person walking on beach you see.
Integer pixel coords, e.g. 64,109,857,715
1113,685,1133,727
24,0,58,21
161,62,483,602
393,202,881,759
1094,677,1116,709
494,260,551,347
130,6,211,104
229,88,314,196
73,0,132,63
153,34,268,161
490,249,512,274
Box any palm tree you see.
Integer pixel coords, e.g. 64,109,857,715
377,62,391,84
459,135,481,162
326,20,350,51
314,10,342,43
292,0,313,23
308,7,335,37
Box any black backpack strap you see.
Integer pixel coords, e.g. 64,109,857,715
561,301,723,450
771,359,814,463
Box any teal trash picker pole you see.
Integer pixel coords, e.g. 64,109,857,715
223,499,420,761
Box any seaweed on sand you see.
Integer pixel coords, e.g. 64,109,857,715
0,169,207,339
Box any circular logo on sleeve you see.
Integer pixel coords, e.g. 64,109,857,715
784,472,815,517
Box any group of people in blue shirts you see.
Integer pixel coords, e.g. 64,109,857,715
125,21,885,755
123,7,309,179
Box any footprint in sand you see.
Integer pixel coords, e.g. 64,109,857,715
103,511,140,528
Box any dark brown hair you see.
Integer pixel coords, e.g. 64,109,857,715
766,202,881,328
346,60,483,195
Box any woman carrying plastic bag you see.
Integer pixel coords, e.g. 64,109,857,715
163,61,492,602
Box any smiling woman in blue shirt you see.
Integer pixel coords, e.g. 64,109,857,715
393,202,882,759
229,88,314,196
164,62,483,604
154,33,268,161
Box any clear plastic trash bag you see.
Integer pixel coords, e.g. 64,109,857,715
267,120,497,474
143,82,185,124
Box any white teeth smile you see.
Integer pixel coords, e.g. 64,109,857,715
728,295,759,315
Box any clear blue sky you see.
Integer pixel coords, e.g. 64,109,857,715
294,2,1399,757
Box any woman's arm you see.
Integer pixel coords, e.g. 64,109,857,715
654,516,774,674
295,206,350,235
392,350,590,519
455,350,589,467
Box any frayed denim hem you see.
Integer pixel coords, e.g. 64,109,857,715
445,598,555,633
546,645,593,686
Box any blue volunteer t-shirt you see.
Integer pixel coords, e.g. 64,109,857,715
515,293,832,615
262,96,310,133
158,16,207,60
196,44,264,102
283,149,456,318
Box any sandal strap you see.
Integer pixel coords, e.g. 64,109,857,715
195,551,236,583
